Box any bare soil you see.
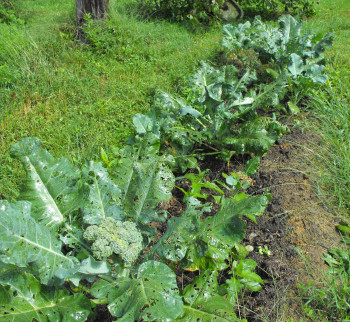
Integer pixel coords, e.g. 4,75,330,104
233,128,342,321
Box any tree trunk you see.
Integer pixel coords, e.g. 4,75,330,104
76,0,109,25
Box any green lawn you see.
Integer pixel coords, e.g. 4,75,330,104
304,0,350,215
0,0,222,200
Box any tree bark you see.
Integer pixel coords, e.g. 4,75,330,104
76,0,109,25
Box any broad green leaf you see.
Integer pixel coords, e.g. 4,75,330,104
153,90,190,115
69,257,109,286
81,161,122,225
91,261,183,321
179,270,238,321
225,130,275,155
156,196,267,270
288,53,304,77
0,263,91,321
10,138,83,227
201,196,267,246
155,204,203,262
245,156,260,176
222,22,251,50
305,64,328,83
287,101,300,114
225,117,289,156
200,198,247,247
133,114,153,134
112,138,175,224
190,61,225,102
278,14,302,44
0,201,80,285
233,194,268,223
180,106,202,118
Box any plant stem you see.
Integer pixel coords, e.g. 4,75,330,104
91,298,109,305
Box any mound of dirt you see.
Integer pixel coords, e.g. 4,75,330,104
238,128,342,321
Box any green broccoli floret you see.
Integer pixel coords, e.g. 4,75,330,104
83,217,143,266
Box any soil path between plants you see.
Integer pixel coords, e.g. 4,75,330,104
238,128,342,321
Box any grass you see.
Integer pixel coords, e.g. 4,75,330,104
294,1,350,319
302,0,350,217
298,236,350,320
0,0,222,200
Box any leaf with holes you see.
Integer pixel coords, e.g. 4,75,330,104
0,262,91,321
179,270,239,321
112,139,175,225
91,261,183,321
154,201,205,262
10,137,84,227
155,196,267,270
0,201,80,285
82,161,122,225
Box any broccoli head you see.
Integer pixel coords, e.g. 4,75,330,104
83,217,143,266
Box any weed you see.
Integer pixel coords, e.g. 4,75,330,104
299,236,350,321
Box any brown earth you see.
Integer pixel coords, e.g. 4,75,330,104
233,128,343,321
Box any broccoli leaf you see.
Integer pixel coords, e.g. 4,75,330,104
224,117,289,155
69,257,110,286
82,161,122,225
133,113,154,134
91,261,183,321
0,262,91,321
288,53,304,77
154,202,204,262
222,15,333,82
0,201,80,285
179,270,239,321
155,196,267,270
112,135,175,225
10,137,84,227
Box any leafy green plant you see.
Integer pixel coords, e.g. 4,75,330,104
222,14,333,108
135,59,289,169
236,0,315,19
0,136,266,320
0,0,24,24
222,15,333,81
176,168,225,202
126,16,332,168
299,236,350,320
141,0,226,24
223,15,333,79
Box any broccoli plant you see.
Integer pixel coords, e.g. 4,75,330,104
83,217,143,265
0,137,266,321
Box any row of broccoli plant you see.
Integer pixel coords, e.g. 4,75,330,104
142,15,333,172
0,15,332,321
